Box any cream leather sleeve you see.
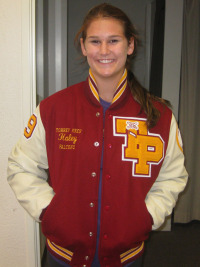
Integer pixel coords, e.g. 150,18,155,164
145,114,188,230
7,105,54,222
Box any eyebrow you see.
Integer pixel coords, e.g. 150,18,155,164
87,35,123,39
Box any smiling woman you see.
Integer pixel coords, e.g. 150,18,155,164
80,18,134,102
7,2,188,267
75,3,169,128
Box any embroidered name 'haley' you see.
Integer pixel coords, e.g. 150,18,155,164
113,116,164,177
56,127,82,150
58,133,77,144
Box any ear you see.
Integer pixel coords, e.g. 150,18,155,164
127,37,134,56
80,38,87,56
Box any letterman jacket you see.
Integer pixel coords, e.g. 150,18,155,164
7,70,188,267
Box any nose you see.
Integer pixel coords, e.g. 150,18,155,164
100,42,109,55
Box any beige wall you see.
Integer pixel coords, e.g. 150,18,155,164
0,0,39,266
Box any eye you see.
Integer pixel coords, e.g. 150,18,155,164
90,40,100,44
109,39,119,44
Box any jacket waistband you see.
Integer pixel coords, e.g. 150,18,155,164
46,238,144,265
120,242,144,264
46,239,73,263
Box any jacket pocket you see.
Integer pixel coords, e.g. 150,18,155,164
46,238,73,263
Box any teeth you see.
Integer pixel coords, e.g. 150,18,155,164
99,59,113,63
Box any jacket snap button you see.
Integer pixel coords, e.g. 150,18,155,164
103,234,108,239
108,144,112,149
91,172,96,177
89,232,93,237
105,205,110,211
90,202,94,207
106,174,111,180
85,256,89,260
96,112,100,117
94,142,99,147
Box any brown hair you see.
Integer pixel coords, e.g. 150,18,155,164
74,3,171,129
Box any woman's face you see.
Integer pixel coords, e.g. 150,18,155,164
80,18,134,83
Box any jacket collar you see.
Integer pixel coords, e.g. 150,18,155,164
88,69,128,105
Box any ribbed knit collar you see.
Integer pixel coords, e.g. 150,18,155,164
88,68,127,104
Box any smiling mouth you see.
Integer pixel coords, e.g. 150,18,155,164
98,59,114,64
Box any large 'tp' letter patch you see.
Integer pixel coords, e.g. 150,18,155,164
113,116,164,178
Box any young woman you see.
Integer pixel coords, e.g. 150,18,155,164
7,3,188,267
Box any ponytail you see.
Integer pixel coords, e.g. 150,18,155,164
127,70,171,129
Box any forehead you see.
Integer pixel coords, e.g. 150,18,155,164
86,18,125,37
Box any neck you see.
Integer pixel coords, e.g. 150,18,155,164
97,78,118,102
89,68,127,103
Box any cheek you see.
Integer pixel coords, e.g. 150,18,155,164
86,50,98,62
85,53,94,63
118,49,129,62
83,45,95,57
116,45,130,58
85,53,96,68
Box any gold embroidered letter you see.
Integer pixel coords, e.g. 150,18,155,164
113,117,164,177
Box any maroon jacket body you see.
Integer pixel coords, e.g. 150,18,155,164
40,78,172,266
